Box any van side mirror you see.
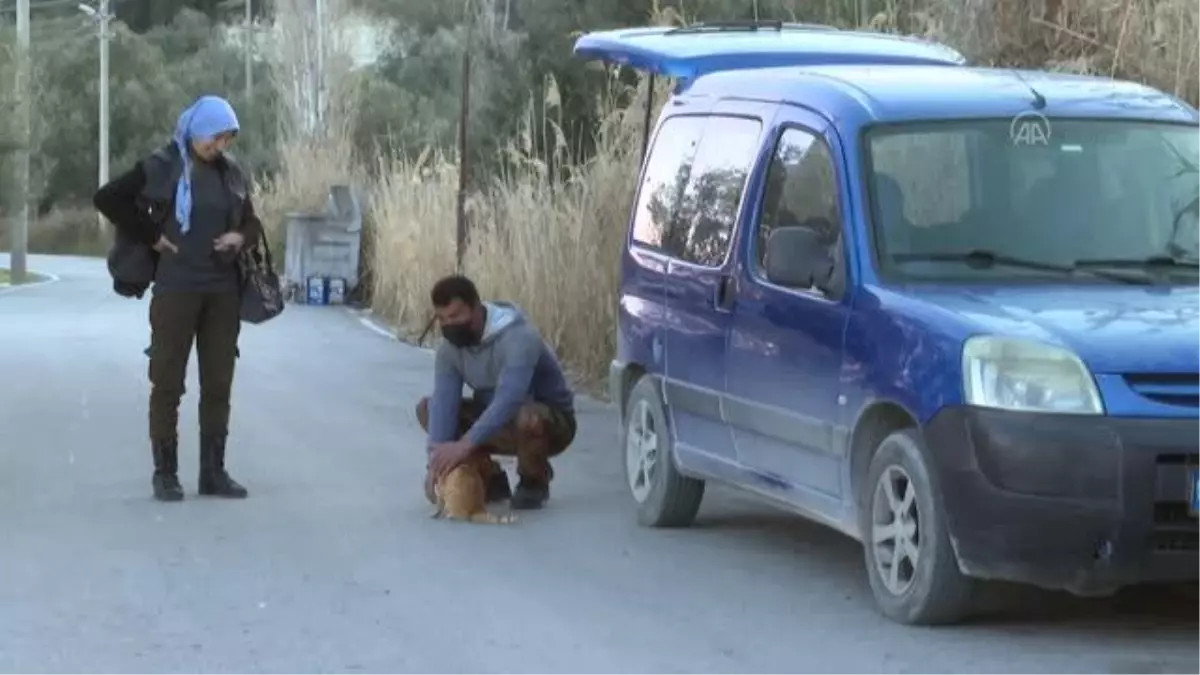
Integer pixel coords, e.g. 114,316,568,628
764,222,836,291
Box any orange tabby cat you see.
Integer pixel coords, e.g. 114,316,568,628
431,460,517,525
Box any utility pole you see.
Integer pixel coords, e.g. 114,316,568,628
314,0,324,132
10,0,30,284
80,0,112,227
244,0,253,106
98,0,110,190
454,46,471,273
80,0,112,230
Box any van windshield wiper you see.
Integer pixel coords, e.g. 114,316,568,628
894,250,1071,272
1074,255,1200,270
893,250,1152,285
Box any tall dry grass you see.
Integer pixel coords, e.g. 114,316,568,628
884,0,1198,103
366,147,459,332
286,0,1199,393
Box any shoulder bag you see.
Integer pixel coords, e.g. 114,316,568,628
238,236,285,325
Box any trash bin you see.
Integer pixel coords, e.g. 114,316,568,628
283,185,363,305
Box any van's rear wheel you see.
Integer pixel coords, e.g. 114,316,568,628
623,376,705,528
861,429,975,625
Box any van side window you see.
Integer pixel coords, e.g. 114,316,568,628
674,116,762,267
756,128,841,274
631,116,706,253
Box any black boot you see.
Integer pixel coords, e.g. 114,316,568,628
198,434,248,499
151,438,184,502
511,463,553,510
510,479,549,510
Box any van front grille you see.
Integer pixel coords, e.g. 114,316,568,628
1151,454,1199,552
1124,373,1199,408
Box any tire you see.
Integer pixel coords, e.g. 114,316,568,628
622,375,705,528
860,429,975,625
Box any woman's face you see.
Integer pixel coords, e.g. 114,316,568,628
190,131,237,162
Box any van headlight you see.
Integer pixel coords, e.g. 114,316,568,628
962,336,1104,415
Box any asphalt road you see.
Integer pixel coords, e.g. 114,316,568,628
0,254,1196,674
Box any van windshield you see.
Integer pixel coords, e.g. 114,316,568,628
864,118,1199,284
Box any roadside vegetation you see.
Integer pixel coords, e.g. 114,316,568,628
2,0,1196,390
0,268,47,285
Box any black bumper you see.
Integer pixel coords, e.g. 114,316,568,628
924,407,1199,595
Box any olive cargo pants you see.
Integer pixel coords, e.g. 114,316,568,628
415,396,577,502
148,291,241,441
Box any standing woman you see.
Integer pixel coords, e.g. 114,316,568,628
94,94,263,502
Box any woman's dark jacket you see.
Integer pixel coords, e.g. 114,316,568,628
93,142,265,298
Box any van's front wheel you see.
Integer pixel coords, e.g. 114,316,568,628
861,429,975,625
623,376,705,528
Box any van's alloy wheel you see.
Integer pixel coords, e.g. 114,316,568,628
861,429,975,626
871,464,921,596
622,376,705,528
625,399,659,504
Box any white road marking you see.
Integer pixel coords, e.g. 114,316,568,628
357,315,396,341
350,309,435,357
0,271,61,296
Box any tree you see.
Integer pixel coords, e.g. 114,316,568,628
2,7,277,213
115,0,269,33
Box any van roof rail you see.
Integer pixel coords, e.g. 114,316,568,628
665,20,839,35
572,25,963,83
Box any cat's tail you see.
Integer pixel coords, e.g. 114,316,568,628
470,511,517,525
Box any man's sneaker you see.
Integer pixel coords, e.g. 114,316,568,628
486,470,512,503
510,480,549,510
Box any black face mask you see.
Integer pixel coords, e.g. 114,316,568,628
441,321,480,348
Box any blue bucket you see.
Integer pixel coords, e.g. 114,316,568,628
306,276,328,305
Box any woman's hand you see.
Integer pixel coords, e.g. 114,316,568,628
152,235,178,255
213,232,245,253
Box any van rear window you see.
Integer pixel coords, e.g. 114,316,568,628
632,116,706,252
631,114,762,267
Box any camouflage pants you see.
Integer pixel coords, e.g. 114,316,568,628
415,396,576,501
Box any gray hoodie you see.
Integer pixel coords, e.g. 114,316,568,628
425,301,575,448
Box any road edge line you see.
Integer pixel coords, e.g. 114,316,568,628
346,307,435,357
0,271,61,296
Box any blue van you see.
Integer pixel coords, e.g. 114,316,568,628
576,22,1200,625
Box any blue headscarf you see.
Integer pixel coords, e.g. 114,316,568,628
172,95,240,235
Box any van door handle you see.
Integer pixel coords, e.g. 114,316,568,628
714,274,737,312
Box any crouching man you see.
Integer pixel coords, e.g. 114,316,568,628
416,275,577,510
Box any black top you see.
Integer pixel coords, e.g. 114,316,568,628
93,153,264,295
